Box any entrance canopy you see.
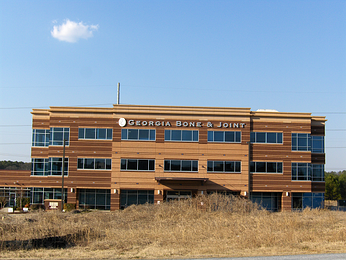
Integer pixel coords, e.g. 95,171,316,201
155,177,208,184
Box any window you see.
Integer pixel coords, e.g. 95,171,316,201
120,190,154,209
311,164,324,181
77,158,112,170
250,132,283,144
165,130,198,142
50,157,69,176
78,128,113,140
291,133,311,151
208,131,241,143
32,129,50,147
250,162,283,173
164,160,198,172
120,159,155,171
311,136,324,153
79,189,110,210
31,188,67,205
292,193,324,210
31,158,50,176
49,127,69,146
121,129,155,141
31,157,68,176
207,161,241,173
291,163,311,181
251,192,281,212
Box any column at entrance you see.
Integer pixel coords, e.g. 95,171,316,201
281,192,292,211
154,189,163,205
110,190,120,211
67,187,78,209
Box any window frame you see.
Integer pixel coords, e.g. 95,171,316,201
120,159,155,171
49,127,70,146
207,131,241,143
164,160,198,172
207,160,241,173
77,158,112,170
78,128,113,140
250,161,283,174
164,130,199,142
32,129,50,147
250,132,283,144
121,129,156,141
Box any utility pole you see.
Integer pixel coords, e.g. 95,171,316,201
61,139,66,212
117,82,120,105
247,141,251,199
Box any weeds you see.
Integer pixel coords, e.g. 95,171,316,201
1,194,346,259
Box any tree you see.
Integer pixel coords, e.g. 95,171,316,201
324,170,346,200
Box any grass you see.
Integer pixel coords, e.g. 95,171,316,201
1,194,346,259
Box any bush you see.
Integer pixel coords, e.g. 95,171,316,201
64,203,76,212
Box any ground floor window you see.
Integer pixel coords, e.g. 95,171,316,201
251,192,281,212
31,187,67,205
79,189,110,210
207,190,240,196
292,192,324,210
120,190,154,209
0,187,31,208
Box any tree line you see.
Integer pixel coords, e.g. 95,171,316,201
0,160,31,170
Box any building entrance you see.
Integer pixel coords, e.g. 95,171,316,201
166,190,192,202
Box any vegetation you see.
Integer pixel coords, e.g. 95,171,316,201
0,194,346,259
0,160,31,171
325,170,346,200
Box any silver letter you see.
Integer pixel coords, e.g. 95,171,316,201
129,120,135,126
176,121,182,127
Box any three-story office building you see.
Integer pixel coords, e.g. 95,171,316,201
1,104,326,211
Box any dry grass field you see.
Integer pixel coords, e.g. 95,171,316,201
1,194,346,259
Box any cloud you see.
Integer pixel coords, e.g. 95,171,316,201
51,19,99,43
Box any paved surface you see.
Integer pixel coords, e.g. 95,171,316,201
181,254,346,260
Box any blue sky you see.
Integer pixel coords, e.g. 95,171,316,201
0,0,345,171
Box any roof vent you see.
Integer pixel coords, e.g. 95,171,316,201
256,109,278,112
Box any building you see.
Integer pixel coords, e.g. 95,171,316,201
0,105,326,211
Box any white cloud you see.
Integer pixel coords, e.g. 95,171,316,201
51,19,99,43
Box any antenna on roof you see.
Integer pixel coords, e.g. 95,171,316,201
117,82,120,105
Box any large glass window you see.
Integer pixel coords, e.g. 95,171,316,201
32,129,50,147
291,133,311,151
250,162,283,173
311,136,324,153
49,127,69,146
79,189,110,210
208,131,241,143
31,158,50,176
120,190,154,209
292,193,324,210
250,132,283,144
165,130,198,142
164,160,198,172
291,163,311,181
207,161,241,173
121,129,155,141
50,157,69,176
31,158,68,176
78,128,113,140
77,158,111,170
120,159,155,171
291,163,325,181
251,192,281,212
311,164,324,181
31,188,67,205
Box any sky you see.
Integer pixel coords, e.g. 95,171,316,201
0,0,345,171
